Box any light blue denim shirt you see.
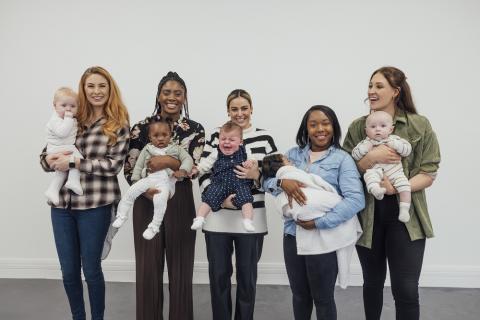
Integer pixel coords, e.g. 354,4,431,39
263,145,365,236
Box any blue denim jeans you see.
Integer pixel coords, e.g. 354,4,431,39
51,205,112,320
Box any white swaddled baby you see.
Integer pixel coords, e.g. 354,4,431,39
263,154,362,288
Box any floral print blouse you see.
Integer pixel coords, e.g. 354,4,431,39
124,114,205,184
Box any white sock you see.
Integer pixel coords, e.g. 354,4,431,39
142,227,158,240
190,217,205,230
398,202,410,223
242,219,255,232
112,216,126,228
370,186,386,200
65,169,83,195
45,189,60,206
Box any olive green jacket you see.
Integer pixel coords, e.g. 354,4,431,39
343,110,441,248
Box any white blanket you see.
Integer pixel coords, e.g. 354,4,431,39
274,165,363,288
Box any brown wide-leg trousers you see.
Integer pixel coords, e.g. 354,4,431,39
132,179,196,320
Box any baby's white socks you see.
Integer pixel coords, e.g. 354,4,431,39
45,171,67,205
398,202,410,223
142,223,159,240
365,169,385,200
112,216,126,228
64,169,83,196
191,217,205,230
242,219,255,232
370,185,386,200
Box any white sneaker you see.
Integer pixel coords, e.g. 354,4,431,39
242,219,255,232
112,217,126,228
190,217,205,230
142,227,157,240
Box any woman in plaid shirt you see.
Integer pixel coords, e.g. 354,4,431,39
41,66,130,320
124,71,205,320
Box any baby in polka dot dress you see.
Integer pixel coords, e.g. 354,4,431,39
191,121,256,232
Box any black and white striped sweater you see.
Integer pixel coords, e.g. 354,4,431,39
199,125,277,234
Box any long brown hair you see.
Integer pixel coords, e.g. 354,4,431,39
77,66,129,144
370,66,417,114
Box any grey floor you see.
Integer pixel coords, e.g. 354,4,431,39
1,279,479,319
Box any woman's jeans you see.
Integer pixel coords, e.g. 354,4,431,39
284,234,338,320
51,205,111,320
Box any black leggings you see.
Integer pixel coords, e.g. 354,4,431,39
356,195,426,320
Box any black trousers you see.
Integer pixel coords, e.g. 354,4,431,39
133,180,196,320
356,195,426,320
283,234,338,320
204,232,264,320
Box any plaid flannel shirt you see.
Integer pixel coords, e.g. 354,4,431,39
41,118,130,210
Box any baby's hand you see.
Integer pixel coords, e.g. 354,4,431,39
189,166,199,178
173,169,188,179
361,140,374,153
242,159,255,169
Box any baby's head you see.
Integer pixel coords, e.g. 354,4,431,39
53,87,78,118
149,118,173,149
262,154,290,178
219,121,243,155
365,111,394,141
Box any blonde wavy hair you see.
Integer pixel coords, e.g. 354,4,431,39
77,66,129,145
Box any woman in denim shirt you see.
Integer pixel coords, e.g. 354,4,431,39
264,105,365,320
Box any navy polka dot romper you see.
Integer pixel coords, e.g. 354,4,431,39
202,145,254,212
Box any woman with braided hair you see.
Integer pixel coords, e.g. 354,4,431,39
124,71,205,320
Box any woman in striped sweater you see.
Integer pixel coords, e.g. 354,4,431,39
198,89,277,320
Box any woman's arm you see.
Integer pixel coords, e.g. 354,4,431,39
80,126,130,176
51,127,130,174
40,148,73,172
356,144,401,173
311,155,365,229
236,131,278,188
382,171,435,195
148,156,181,172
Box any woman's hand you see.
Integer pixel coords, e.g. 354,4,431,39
281,179,307,208
380,176,397,195
173,169,188,179
47,151,72,171
234,161,260,181
368,144,401,164
296,219,316,230
189,166,199,178
221,194,237,209
143,188,160,200
148,155,181,173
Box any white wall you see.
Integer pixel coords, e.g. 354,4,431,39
1,0,479,287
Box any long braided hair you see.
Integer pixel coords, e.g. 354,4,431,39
153,71,189,119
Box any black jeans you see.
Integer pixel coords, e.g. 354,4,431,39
356,195,426,320
283,234,338,320
205,232,264,320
